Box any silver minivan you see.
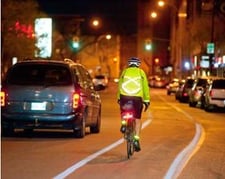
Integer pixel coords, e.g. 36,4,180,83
203,78,225,112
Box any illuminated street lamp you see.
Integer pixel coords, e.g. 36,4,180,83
158,0,165,7
92,20,99,27
150,11,158,18
156,0,188,78
95,34,112,59
91,17,102,29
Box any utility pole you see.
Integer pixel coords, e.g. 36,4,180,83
210,0,215,74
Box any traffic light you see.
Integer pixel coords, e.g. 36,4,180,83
145,39,152,51
72,36,79,49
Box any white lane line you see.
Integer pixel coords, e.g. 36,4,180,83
53,119,152,179
156,94,206,179
164,123,205,179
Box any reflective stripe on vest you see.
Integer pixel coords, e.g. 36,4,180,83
121,76,142,94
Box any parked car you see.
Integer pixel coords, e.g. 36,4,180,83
189,77,210,107
202,77,225,112
1,58,102,138
92,75,109,90
175,78,194,103
166,78,180,95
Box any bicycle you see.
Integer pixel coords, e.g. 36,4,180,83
122,111,136,159
121,103,148,159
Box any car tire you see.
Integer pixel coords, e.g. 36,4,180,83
189,101,196,107
74,113,86,138
90,110,101,133
205,104,214,112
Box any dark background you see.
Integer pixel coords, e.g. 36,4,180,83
37,0,138,35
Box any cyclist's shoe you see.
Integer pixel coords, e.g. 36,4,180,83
120,125,126,133
133,135,141,152
120,120,127,133
133,139,141,152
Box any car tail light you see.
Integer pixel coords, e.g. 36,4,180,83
1,91,6,107
73,92,80,109
183,92,188,96
209,90,213,97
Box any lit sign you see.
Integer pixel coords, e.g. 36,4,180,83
200,55,210,68
34,18,52,58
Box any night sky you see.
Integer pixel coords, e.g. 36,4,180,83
37,0,138,34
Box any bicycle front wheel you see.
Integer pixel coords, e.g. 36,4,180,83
127,137,134,159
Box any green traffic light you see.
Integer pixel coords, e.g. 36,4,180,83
145,44,152,51
72,42,79,49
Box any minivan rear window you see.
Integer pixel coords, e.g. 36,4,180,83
7,64,72,86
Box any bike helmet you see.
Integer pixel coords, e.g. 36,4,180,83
128,57,141,67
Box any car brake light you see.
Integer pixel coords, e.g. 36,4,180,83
209,90,213,97
1,91,6,107
73,92,80,109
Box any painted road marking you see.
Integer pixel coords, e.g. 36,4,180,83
53,118,152,179
156,94,206,179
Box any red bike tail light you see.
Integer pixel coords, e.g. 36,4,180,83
122,112,134,120
1,91,6,107
73,92,80,109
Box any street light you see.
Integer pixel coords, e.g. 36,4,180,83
156,0,188,78
150,11,158,18
90,17,102,29
95,34,112,61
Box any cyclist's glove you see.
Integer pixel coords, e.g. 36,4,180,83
143,102,150,112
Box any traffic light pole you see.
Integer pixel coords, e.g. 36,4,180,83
210,0,215,74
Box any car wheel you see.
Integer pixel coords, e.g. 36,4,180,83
205,104,214,112
74,112,86,138
90,110,101,133
189,101,196,107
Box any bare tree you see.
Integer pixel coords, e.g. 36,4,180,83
1,0,45,76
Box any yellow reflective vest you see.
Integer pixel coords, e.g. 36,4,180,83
117,67,150,103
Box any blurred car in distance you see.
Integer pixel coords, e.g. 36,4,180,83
92,75,109,90
154,76,168,88
175,78,194,103
148,75,157,87
1,58,102,138
201,77,225,112
166,78,180,95
189,77,209,107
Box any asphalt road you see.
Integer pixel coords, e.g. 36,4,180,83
1,82,225,179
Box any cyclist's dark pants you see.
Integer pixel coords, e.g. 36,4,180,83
120,95,143,119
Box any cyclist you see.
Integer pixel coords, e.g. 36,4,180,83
117,57,150,152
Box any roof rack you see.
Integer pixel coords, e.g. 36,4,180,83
64,58,74,63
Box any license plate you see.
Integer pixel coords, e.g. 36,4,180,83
31,102,46,110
